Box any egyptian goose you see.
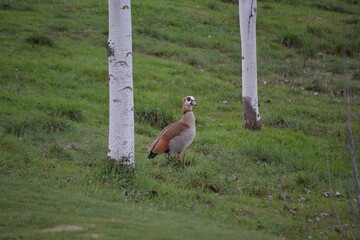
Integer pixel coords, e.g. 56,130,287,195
147,96,197,159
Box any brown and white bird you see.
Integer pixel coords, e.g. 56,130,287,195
146,96,197,159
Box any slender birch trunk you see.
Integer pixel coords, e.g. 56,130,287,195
107,0,135,167
239,0,261,130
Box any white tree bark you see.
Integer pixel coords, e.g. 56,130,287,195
107,0,135,167
239,0,261,130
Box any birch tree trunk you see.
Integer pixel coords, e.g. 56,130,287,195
107,0,135,167
239,0,262,130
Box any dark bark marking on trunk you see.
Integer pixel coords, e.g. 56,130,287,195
109,74,115,81
122,86,133,91
242,96,261,130
114,61,129,67
247,0,255,38
107,41,115,57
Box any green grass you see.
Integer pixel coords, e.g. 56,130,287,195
1,176,275,240
1,0,360,239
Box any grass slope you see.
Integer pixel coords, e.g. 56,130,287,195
1,175,275,240
0,0,360,239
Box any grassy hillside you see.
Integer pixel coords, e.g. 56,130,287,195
1,0,359,239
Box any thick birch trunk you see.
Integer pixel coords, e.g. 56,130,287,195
239,0,261,130
107,0,135,167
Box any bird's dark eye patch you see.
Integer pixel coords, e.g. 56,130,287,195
187,97,191,101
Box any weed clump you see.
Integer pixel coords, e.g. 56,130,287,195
265,115,315,135
39,101,85,122
342,17,360,25
312,2,352,14
51,25,68,32
157,155,197,171
135,107,175,129
41,118,68,133
242,145,286,165
207,1,222,11
46,144,72,161
186,171,222,193
280,32,303,49
136,27,163,40
1,3,12,10
1,116,68,137
2,118,38,137
306,24,325,38
219,0,237,4
26,34,54,47
266,118,291,129
44,108,84,122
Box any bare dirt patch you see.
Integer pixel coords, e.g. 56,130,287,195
84,233,103,238
41,225,83,232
